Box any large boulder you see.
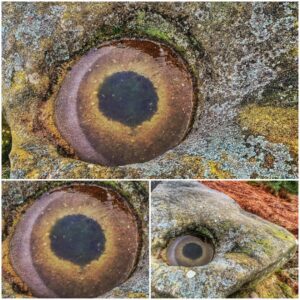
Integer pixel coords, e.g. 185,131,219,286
151,181,297,298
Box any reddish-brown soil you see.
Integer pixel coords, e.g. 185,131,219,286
202,181,298,237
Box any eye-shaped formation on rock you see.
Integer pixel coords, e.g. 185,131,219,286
151,181,297,298
167,235,214,267
55,39,195,166
9,185,140,298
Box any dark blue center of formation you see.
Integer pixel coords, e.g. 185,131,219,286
50,214,105,266
98,71,158,127
182,243,203,260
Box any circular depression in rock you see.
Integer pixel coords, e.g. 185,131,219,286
9,185,140,298
55,38,195,166
166,235,214,267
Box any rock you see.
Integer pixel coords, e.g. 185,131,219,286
250,291,259,298
2,2,298,179
151,181,297,298
2,181,149,298
186,271,196,279
233,271,298,298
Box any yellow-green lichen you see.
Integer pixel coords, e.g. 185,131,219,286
135,11,173,42
127,292,147,298
225,253,259,268
239,105,298,157
10,70,27,94
268,227,296,243
289,46,298,58
255,238,275,256
208,161,233,179
160,154,205,178
132,10,191,56
277,281,297,298
232,238,275,258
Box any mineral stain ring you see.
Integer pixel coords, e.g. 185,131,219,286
9,185,140,298
166,235,214,267
55,39,195,166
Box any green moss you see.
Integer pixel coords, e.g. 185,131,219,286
135,11,171,41
136,10,146,26
194,226,215,241
110,182,130,197
248,181,298,195
234,273,298,298
231,237,277,257
277,281,296,298
100,181,119,189
82,9,184,55
268,227,296,243
130,10,198,59
143,27,171,42
84,25,125,50
217,220,235,232
255,238,275,255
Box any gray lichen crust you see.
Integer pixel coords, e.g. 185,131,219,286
151,182,297,298
2,2,298,179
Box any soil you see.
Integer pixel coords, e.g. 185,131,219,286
202,181,298,237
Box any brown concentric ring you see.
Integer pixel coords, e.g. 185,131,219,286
9,185,140,298
55,38,195,166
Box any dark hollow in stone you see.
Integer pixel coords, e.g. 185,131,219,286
98,71,158,127
182,242,203,260
50,214,105,266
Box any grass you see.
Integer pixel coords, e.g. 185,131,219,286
248,181,298,196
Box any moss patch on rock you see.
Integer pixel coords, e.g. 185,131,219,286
233,272,298,298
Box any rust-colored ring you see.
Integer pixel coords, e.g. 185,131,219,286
55,39,195,166
10,185,140,298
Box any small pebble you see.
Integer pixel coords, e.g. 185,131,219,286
250,292,259,298
186,270,196,278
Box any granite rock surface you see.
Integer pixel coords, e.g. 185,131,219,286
2,2,298,178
